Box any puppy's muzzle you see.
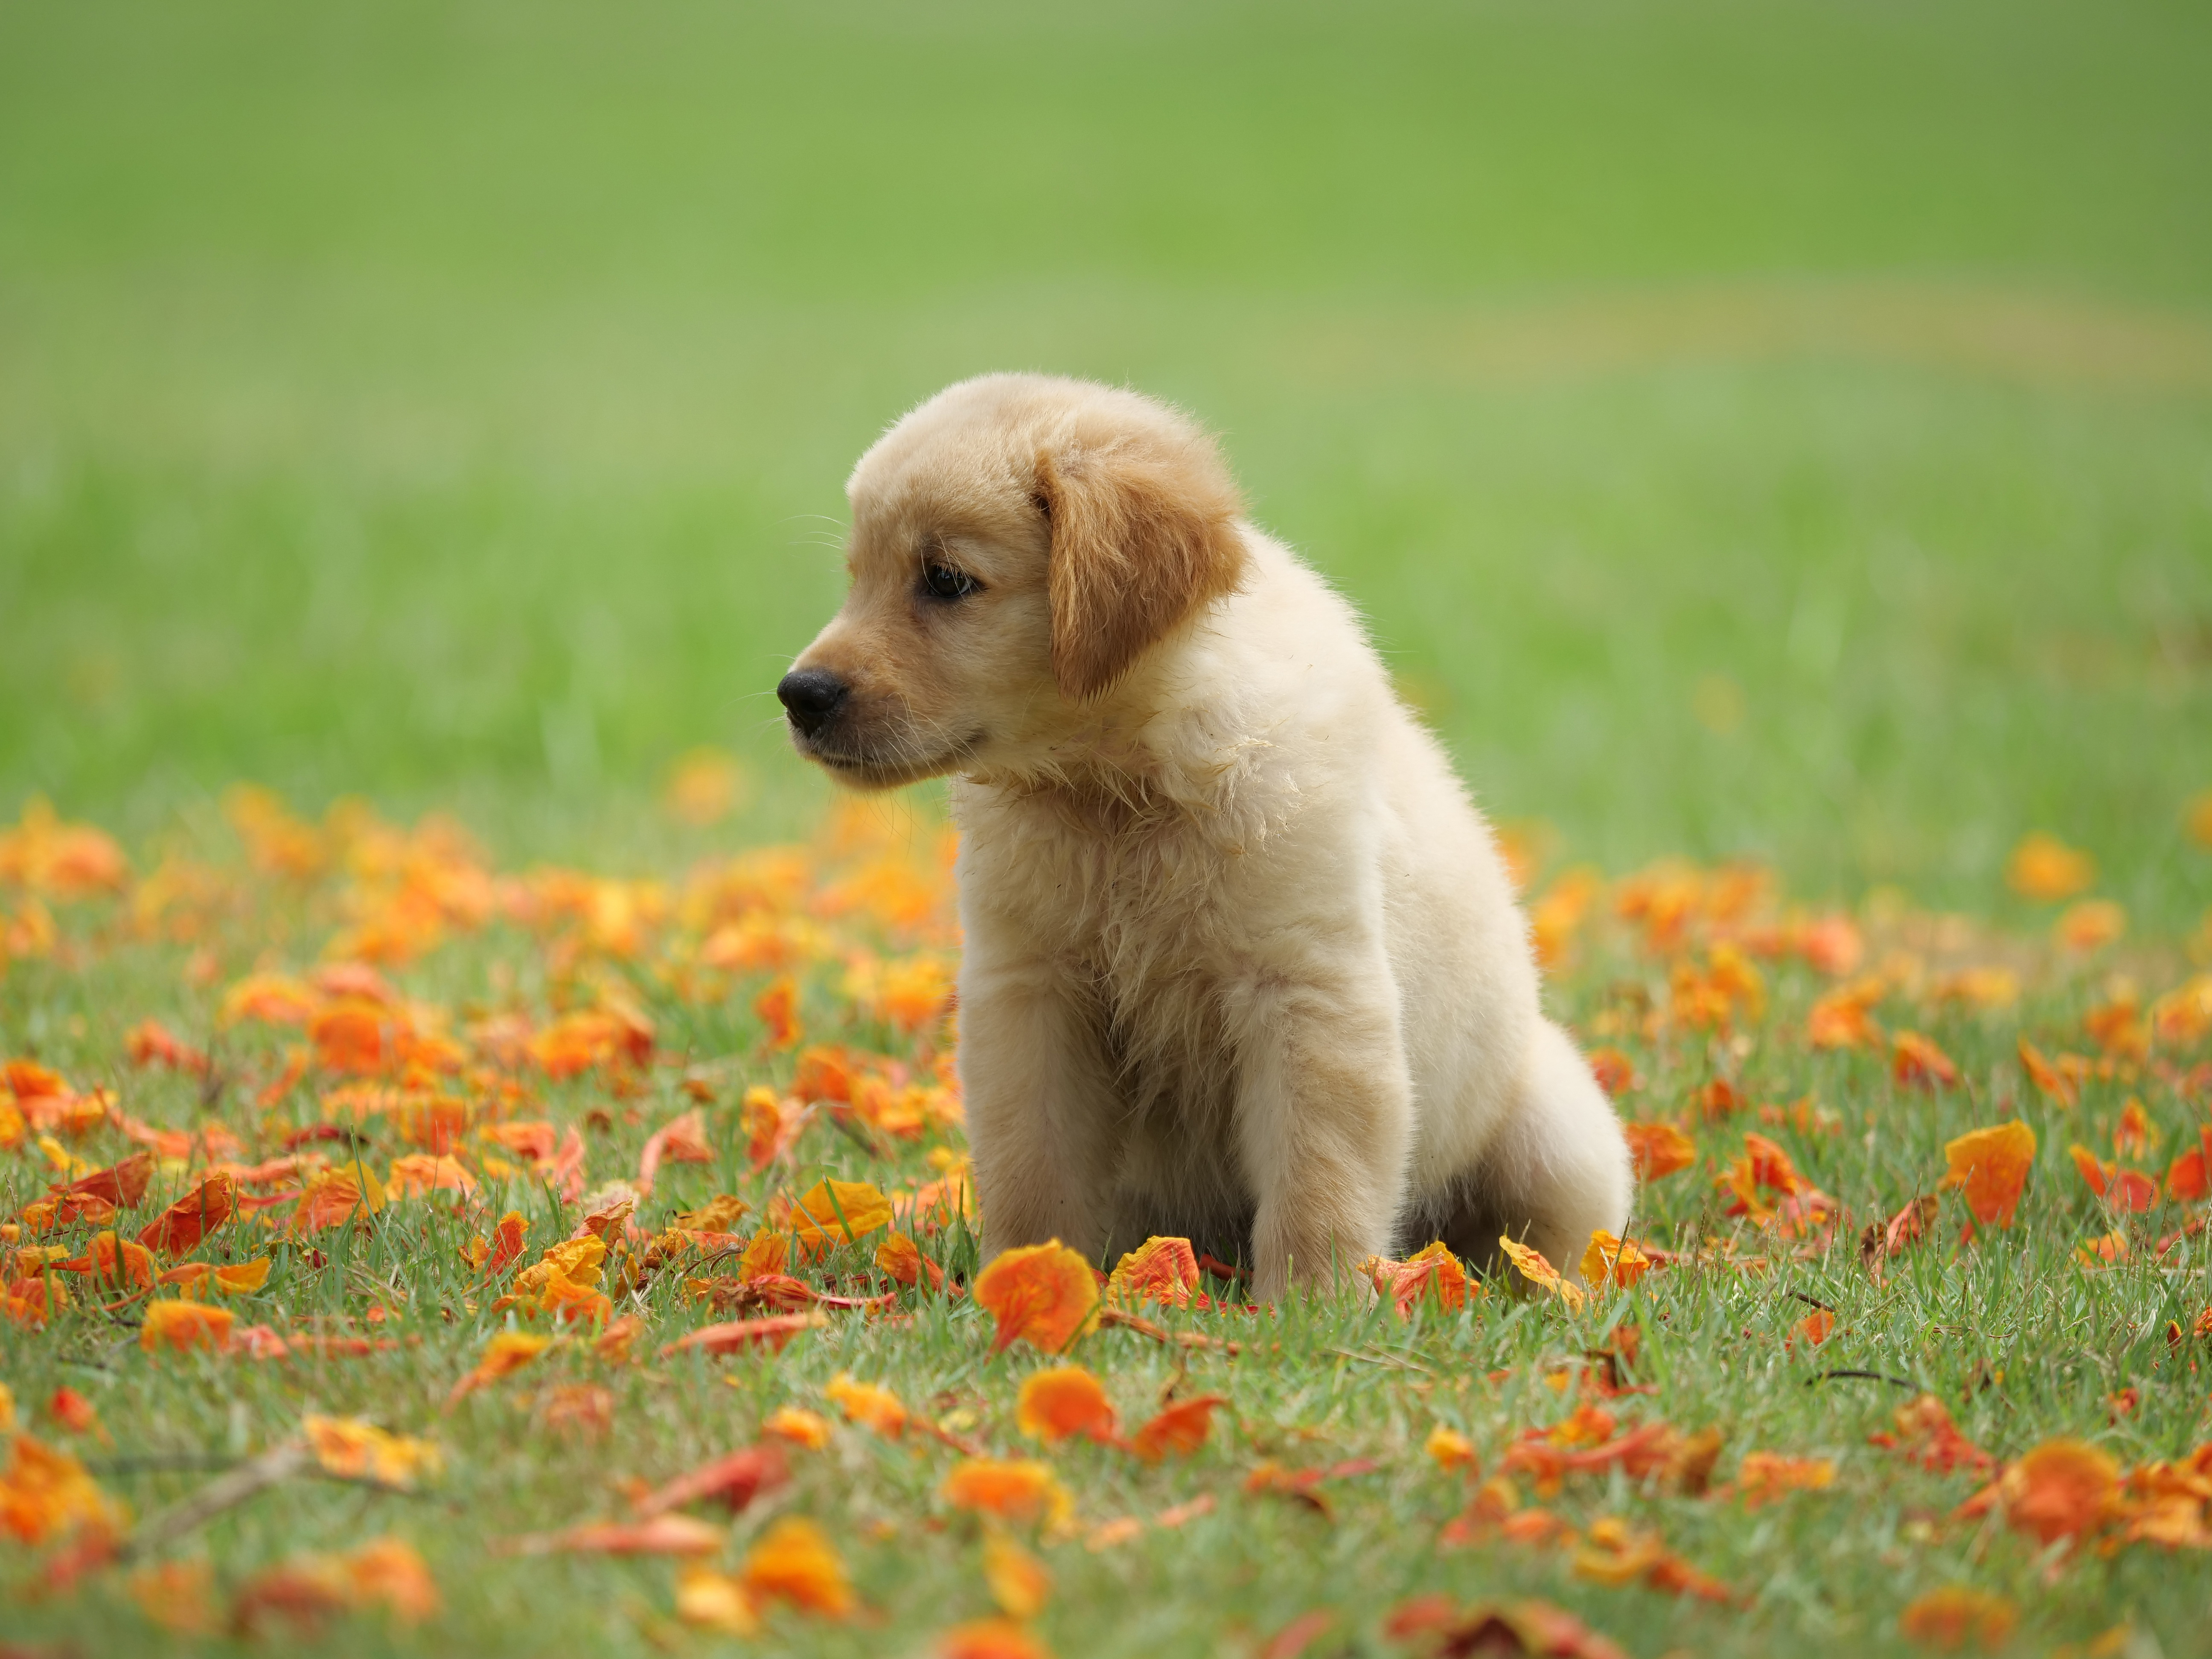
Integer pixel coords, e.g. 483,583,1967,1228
777,667,849,738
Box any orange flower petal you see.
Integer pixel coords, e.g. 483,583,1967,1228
1498,1236,1586,1311
982,1531,1052,1620
446,1331,553,1405
2005,832,2094,902
1426,1426,1478,1473
826,1372,908,1438
136,1174,236,1256
787,1179,894,1248
302,1415,442,1488
1898,1586,2017,1651
739,1516,853,1618
1384,1241,1476,1316
503,1515,725,1557
658,1311,827,1359
1734,1451,1834,1508
876,1231,946,1290
1621,1121,1696,1182
936,1618,1056,1659
212,1256,273,1295
974,1241,1100,1354
1106,1236,1201,1309
1938,1122,2037,1229
940,1458,1074,1528
1126,1395,1226,1464
1891,1030,1959,1089
762,1407,834,1450
1993,1440,2121,1545
674,1564,759,1635
1579,1231,1652,1292
140,1299,236,1354
1016,1366,1118,1444
633,1445,789,1518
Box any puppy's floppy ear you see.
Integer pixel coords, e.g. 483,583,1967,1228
1036,425,1247,702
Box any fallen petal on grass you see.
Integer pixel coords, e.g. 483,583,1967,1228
974,1241,1101,1354
497,1514,725,1556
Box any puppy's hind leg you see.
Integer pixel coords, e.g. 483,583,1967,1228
1453,1019,1633,1283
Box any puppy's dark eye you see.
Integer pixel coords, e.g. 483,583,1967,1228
921,562,978,601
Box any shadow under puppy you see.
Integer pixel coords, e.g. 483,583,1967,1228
780,373,1632,1301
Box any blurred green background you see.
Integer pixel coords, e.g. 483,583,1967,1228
3,0,2209,923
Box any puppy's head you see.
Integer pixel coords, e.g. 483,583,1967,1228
780,374,1246,789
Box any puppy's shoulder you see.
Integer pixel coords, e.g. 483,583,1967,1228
1191,534,1387,716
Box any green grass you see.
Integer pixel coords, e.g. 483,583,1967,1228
2,1,2211,1653
0,805,2208,1656
2,0,2209,918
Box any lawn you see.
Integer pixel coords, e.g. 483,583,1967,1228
2,0,2211,1653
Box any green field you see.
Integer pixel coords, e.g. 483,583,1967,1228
3,2,2212,1655
5,0,2210,917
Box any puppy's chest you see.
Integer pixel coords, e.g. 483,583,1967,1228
987,803,1246,1042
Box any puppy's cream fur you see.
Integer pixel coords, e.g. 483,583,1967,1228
786,374,1632,1300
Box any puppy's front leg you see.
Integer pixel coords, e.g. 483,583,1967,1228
959,937,1120,1264
1228,949,1413,1304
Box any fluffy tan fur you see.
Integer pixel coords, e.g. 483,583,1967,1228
786,373,1633,1300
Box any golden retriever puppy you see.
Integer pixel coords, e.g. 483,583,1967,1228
780,373,1632,1300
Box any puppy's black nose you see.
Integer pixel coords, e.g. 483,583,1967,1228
777,667,849,737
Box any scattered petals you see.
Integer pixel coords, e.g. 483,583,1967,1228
0,1431,126,1545
877,1230,948,1290
1383,1594,1630,1659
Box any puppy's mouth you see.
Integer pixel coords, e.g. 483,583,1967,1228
796,731,985,789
